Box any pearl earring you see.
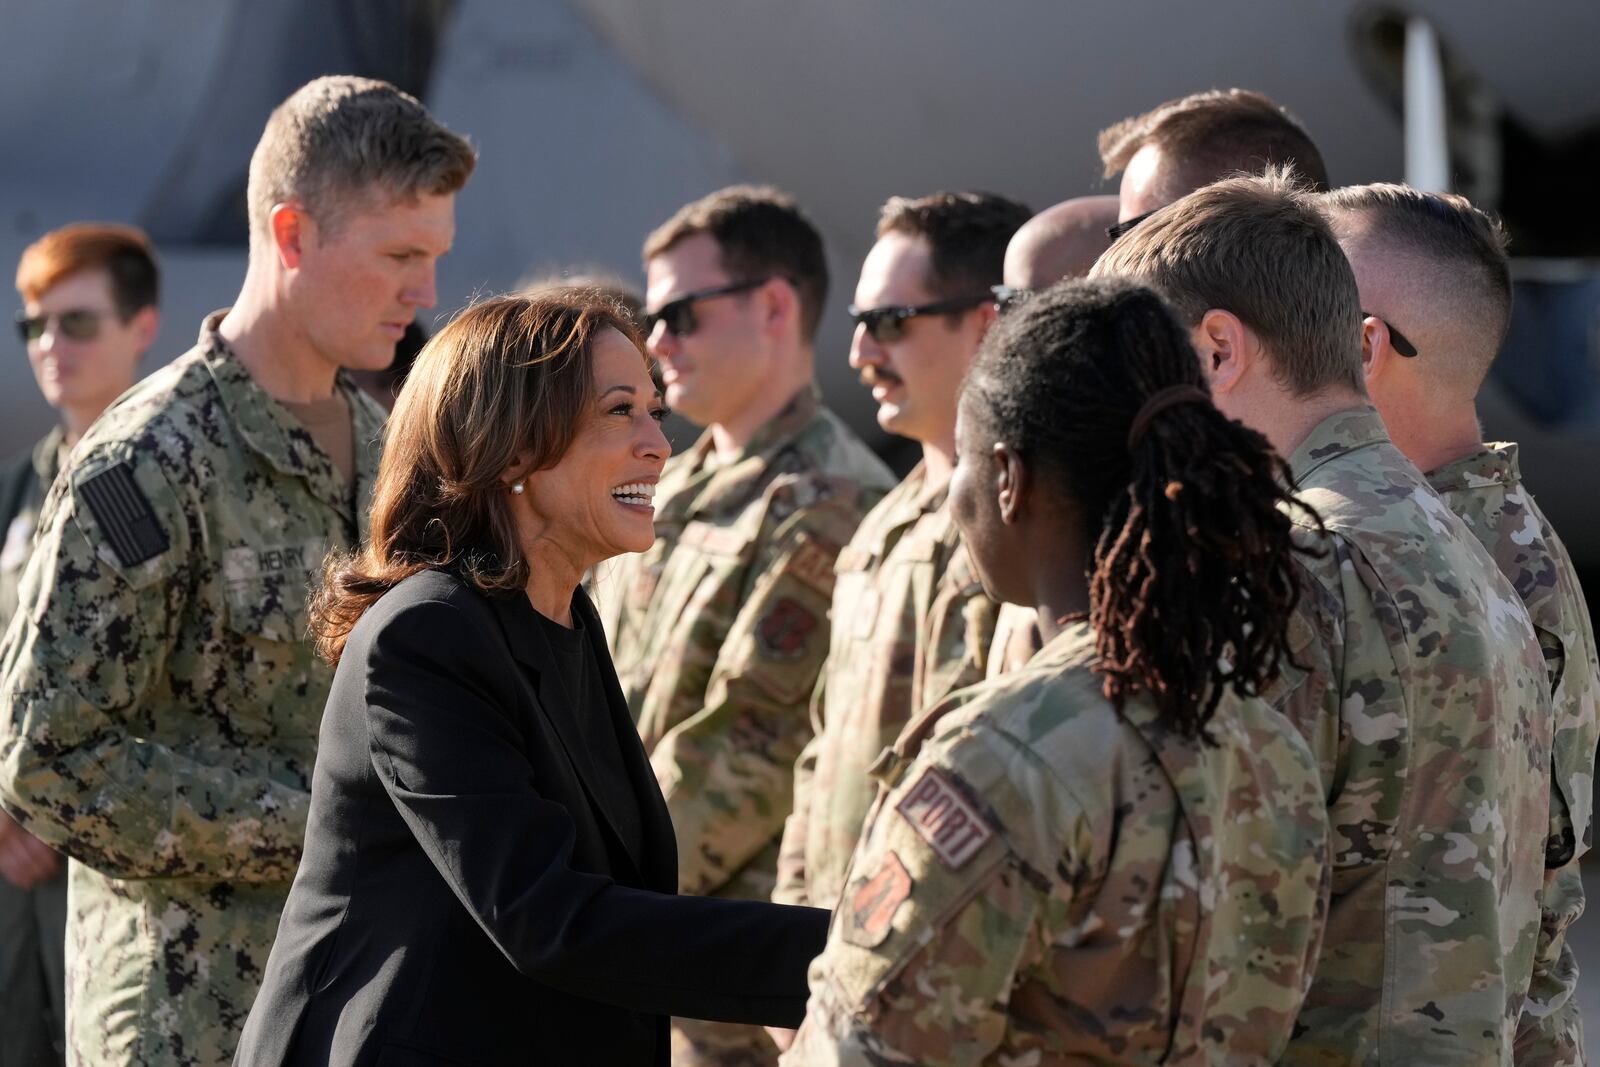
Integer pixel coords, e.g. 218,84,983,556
510,481,525,495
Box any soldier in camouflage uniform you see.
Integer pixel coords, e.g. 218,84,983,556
0,77,473,1067
984,195,1119,679
787,279,1331,1066
1326,183,1599,1066
1099,170,1554,1066
595,187,893,1066
772,191,1029,934
0,224,160,1067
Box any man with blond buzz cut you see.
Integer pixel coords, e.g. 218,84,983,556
771,192,1029,1001
0,77,473,1067
599,186,893,1067
1323,183,1599,1066
986,194,1120,677
1095,168,1552,1065
1098,87,1328,228
2,222,160,1067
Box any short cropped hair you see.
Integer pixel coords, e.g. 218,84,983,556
16,222,159,316
1321,183,1512,346
876,191,1033,301
1095,167,1362,396
247,75,476,246
1099,89,1329,194
643,185,829,341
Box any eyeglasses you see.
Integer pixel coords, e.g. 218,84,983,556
1363,311,1418,357
848,294,992,343
15,308,113,344
643,277,773,338
1105,209,1157,241
990,284,1035,313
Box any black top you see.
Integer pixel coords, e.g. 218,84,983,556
234,570,829,1067
532,608,644,863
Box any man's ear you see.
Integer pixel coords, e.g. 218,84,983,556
129,306,160,354
1190,308,1253,396
968,300,1000,344
994,441,1026,525
269,203,311,270
1360,314,1391,385
759,277,799,340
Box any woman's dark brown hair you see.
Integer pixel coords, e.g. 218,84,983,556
311,287,644,665
966,276,1316,737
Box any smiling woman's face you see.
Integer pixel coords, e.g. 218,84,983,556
519,327,671,566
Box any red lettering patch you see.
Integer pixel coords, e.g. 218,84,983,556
757,598,819,659
894,767,994,870
843,850,913,947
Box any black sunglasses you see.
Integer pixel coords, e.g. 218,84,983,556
643,277,772,338
1106,209,1158,241
1363,311,1418,357
848,294,991,343
16,308,112,344
990,284,1035,313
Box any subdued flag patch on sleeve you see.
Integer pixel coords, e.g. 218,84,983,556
79,462,169,567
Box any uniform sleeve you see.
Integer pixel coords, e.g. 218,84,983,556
366,593,828,1026
781,747,1054,1067
0,456,309,882
1514,862,1586,1066
651,509,845,896
772,692,824,907
917,544,996,712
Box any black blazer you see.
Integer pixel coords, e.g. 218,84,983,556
235,569,828,1067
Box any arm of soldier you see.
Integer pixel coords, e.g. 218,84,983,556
1513,862,1585,1066
0,457,308,883
772,690,824,907
918,544,997,711
651,513,844,897
783,732,1066,1067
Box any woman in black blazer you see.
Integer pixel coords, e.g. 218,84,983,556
235,291,829,1067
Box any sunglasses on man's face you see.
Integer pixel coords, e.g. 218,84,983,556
990,284,1036,314
642,277,772,338
848,294,992,344
15,308,113,344
1363,311,1419,357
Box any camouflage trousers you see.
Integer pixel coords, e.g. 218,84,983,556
671,1018,779,1067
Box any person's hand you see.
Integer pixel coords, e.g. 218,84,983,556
0,809,60,889
765,1026,797,1052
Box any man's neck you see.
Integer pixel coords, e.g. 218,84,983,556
1390,402,1485,475
708,352,814,460
920,437,954,488
218,270,340,404
1255,387,1369,460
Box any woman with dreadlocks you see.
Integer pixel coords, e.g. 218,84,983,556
782,278,1331,1067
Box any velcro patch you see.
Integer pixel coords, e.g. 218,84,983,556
895,767,993,870
843,850,913,947
788,536,837,596
757,598,819,660
78,463,169,568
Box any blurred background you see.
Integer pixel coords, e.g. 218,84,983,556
4,0,1600,1013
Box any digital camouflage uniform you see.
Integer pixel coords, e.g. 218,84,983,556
782,620,1331,1066
0,314,385,1067
594,386,892,1066
1428,442,1599,1067
0,427,68,1067
773,464,996,913
1272,408,1553,1067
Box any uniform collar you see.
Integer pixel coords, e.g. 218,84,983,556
1424,441,1520,494
1285,405,1393,488
658,385,823,522
197,310,383,532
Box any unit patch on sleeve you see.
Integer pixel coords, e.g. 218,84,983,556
894,766,994,870
757,597,819,660
842,849,913,947
78,462,169,568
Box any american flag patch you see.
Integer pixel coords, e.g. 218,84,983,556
78,462,169,568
